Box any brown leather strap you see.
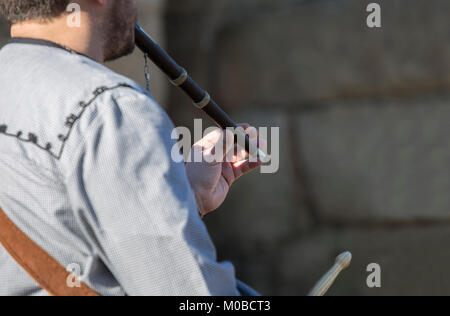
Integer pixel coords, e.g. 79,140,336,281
0,207,99,296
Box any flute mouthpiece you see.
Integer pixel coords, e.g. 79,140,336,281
336,251,352,269
308,251,352,297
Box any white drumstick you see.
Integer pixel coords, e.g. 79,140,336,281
308,252,352,297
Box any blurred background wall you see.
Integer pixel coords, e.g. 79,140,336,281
2,0,450,295
165,0,450,296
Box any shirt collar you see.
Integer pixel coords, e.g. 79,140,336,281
7,37,94,61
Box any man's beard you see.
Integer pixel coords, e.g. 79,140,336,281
103,1,137,62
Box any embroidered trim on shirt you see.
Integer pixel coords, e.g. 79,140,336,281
0,83,133,160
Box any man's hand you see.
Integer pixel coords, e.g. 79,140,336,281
186,124,264,217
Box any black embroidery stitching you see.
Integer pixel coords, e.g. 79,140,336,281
0,83,133,160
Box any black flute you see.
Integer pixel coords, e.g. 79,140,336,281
134,24,265,159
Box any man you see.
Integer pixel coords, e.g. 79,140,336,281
0,0,261,296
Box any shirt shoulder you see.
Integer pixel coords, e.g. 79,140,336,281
0,43,158,169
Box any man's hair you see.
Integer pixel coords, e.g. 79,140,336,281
0,0,70,24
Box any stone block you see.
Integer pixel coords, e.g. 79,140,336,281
296,95,450,221
213,0,450,109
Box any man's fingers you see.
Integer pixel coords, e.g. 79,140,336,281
221,159,262,188
191,124,266,164
221,162,235,187
193,128,222,149
233,124,266,163
202,128,235,164
242,125,257,140
232,159,263,180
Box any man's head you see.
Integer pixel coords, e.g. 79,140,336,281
0,0,71,24
0,0,137,62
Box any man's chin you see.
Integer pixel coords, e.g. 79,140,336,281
104,18,136,62
104,40,136,62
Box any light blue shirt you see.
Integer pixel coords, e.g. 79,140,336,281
0,40,257,296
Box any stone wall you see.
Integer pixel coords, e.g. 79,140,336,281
166,0,450,295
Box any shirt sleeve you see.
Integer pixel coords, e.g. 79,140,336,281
63,87,240,296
